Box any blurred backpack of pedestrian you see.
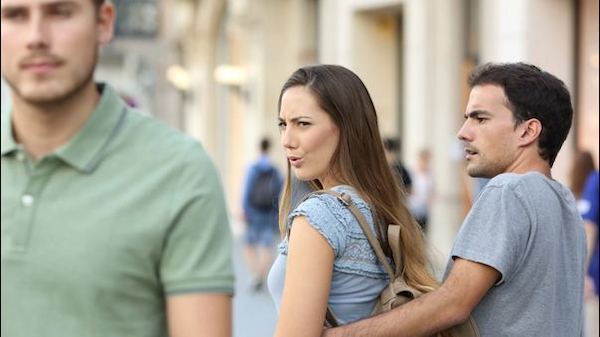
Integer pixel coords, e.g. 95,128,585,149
242,137,283,291
570,150,600,337
383,137,412,194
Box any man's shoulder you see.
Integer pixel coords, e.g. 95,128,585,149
116,108,213,171
477,173,552,207
126,109,201,150
487,172,548,190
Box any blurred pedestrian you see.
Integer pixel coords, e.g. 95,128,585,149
571,150,595,199
324,62,586,337
383,137,412,194
242,137,283,291
0,1,233,337
408,148,433,232
268,64,442,337
569,150,598,337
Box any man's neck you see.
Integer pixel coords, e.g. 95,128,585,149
11,82,100,161
505,151,552,179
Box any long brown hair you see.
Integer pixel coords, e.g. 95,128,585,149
277,64,439,296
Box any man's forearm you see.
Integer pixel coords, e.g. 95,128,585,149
322,289,463,337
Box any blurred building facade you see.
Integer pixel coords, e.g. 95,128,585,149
94,0,597,257
97,0,188,128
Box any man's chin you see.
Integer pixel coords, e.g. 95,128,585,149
12,80,87,106
19,92,67,105
466,165,492,179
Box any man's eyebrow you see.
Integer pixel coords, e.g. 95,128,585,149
464,110,491,119
1,4,26,12
1,1,77,12
43,1,79,9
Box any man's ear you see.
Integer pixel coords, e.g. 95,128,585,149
518,118,542,147
97,2,115,46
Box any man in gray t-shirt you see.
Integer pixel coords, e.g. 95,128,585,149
325,63,586,337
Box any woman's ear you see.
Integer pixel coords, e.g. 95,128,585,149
518,118,542,147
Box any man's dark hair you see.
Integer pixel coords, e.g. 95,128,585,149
260,138,271,153
94,0,105,9
469,62,573,166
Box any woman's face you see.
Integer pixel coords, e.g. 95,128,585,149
279,86,340,189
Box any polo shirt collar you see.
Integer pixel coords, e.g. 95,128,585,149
55,83,127,173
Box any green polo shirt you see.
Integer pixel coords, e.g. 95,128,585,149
1,84,234,337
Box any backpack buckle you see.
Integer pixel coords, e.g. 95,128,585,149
337,192,352,206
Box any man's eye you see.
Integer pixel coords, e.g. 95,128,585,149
2,10,27,20
298,122,310,127
277,122,286,130
50,6,72,17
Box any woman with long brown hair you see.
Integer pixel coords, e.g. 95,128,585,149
267,64,441,336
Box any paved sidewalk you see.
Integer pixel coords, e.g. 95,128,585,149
233,231,278,337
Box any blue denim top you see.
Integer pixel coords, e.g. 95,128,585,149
268,185,389,324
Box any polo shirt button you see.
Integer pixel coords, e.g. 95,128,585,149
21,194,34,207
16,152,25,162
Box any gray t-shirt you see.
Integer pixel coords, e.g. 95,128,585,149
448,172,586,337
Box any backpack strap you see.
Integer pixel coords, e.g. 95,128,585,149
387,224,404,277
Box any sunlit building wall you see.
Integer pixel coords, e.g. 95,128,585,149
168,0,318,225
576,0,599,168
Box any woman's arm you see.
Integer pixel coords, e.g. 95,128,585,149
274,216,335,337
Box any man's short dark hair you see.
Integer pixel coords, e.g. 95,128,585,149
469,62,573,166
260,138,271,153
94,0,105,8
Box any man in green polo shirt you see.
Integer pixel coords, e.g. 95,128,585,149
0,1,234,336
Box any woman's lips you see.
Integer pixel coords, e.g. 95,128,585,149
288,156,303,167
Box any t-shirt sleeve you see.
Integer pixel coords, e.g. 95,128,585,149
288,195,348,257
160,147,234,295
451,184,531,285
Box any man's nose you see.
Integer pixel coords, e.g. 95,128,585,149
457,121,471,141
26,14,50,51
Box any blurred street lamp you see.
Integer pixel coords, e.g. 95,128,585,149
166,64,192,91
214,65,247,86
